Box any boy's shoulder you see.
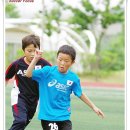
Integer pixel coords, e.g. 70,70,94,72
37,58,51,66
11,57,24,65
68,70,79,79
42,65,55,70
42,66,57,73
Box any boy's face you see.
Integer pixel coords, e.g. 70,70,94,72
57,53,74,73
24,44,38,64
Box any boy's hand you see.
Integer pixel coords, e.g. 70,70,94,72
93,106,105,119
34,49,43,61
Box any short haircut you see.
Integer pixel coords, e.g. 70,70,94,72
57,45,76,61
22,34,40,50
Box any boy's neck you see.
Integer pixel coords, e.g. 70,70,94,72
24,57,31,65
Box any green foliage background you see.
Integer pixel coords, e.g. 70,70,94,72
5,0,125,79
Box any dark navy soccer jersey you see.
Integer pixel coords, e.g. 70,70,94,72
5,57,51,104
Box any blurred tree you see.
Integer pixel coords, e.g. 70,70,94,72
34,0,124,77
54,0,124,79
100,32,124,71
58,0,124,55
5,3,20,18
35,0,63,36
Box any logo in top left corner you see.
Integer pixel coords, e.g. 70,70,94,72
9,0,34,3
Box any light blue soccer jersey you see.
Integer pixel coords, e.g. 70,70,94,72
32,66,82,121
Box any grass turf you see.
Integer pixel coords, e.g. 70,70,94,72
5,85,124,130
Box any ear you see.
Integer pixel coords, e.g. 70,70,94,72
72,60,75,64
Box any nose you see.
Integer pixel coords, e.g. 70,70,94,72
31,51,35,56
61,61,65,65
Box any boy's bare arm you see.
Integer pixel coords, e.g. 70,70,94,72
26,58,38,77
80,93,105,118
26,49,43,78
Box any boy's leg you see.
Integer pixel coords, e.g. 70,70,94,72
9,97,31,130
27,102,37,125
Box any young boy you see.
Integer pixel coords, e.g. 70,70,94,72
5,34,51,130
26,45,105,130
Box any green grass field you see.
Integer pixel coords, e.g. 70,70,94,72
5,85,125,130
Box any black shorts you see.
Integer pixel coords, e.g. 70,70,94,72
41,120,72,130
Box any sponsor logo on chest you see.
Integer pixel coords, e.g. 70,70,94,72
17,69,26,76
17,65,42,76
48,79,73,92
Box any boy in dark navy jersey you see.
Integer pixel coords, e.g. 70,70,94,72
5,34,51,130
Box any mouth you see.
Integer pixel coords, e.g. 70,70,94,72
60,66,64,69
30,57,34,60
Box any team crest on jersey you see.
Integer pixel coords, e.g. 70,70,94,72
35,65,41,70
67,80,73,86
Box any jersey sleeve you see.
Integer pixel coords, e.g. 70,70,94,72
72,78,82,97
32,66,50,82
5,61,17,81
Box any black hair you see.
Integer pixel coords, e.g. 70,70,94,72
22,34,40,50
57,45,76,61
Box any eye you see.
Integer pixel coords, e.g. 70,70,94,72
59,58,62,61
28,50,32,53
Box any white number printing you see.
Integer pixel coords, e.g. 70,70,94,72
48,123,58,130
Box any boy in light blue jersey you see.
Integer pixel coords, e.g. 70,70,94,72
26,45,105,130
